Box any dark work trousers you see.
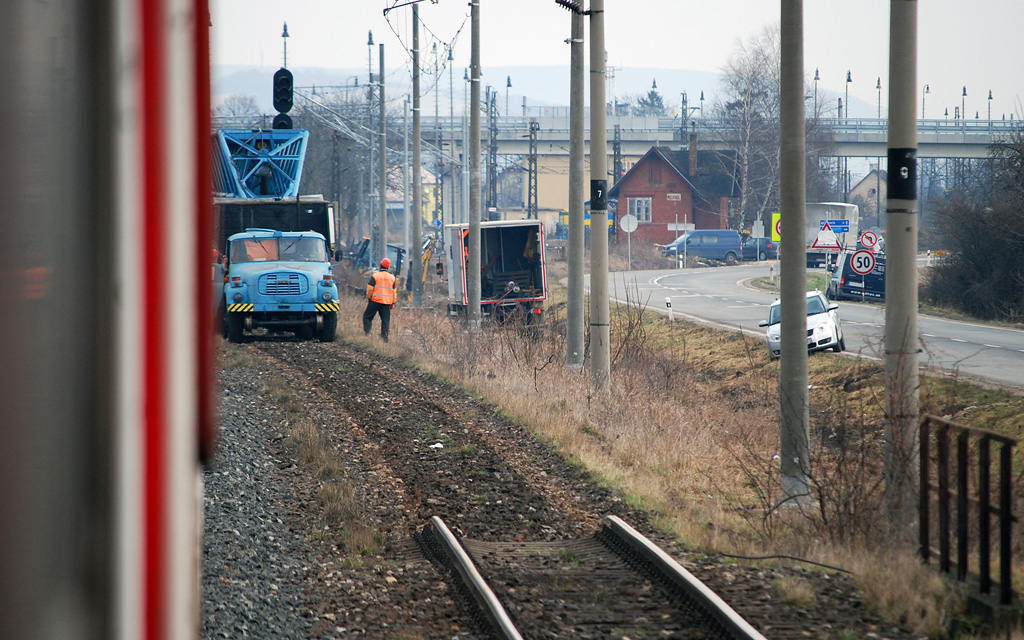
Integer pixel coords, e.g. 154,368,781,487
362,300,393,341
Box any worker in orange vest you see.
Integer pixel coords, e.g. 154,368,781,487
363,257,397,342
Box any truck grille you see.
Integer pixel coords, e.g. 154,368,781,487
259,272,306,296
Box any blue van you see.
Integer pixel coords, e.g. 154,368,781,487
828,250,885,301
661,229,743,264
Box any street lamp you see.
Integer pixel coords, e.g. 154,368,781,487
844,70,851,203
506,75,512,117
876,77,881,119
699,90,704,118
922,84,929,119
282,22,289,68
814,68,819,115
988,89,993,120
961,86,967,128
845,70,852,120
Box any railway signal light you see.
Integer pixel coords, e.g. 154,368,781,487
273,68,293,114
272,113,292,129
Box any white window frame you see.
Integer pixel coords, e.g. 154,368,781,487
627,196,652,223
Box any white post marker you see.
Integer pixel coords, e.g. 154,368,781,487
666,296,673,321
620,214,638,270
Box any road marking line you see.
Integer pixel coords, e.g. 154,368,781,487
983,344,1001,349
951,338,966,343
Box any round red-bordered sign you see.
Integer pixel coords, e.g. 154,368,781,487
850,249,876,275
774,217,783,238
860,230,878,249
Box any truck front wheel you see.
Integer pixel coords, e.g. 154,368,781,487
318,313,337,342
226,313,245,343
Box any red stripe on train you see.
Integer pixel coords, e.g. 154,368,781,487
141,0,167,637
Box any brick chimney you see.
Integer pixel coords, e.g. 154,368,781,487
688,132,698,177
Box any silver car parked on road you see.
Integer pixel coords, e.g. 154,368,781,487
759,290,845,360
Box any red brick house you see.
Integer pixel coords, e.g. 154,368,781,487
608,136,739,245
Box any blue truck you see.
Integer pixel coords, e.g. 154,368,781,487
223,228,339,342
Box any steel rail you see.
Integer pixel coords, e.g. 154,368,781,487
427,516,523,640
602,515,769,640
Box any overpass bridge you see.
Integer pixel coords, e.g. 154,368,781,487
428,114,1016,160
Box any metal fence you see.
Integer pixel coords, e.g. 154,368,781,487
919,414,1018,605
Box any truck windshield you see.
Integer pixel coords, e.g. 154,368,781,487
231,237,277,262
231,237,326,263
279,237,327,262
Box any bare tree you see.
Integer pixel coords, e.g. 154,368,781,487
925,124,1024,320
215,94,261,120
706,24,836,230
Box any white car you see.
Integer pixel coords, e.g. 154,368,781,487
759,290,845,360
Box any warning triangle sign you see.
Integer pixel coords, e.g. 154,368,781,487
812,222,842,249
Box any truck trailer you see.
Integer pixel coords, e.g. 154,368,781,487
445,220,547,324
804,202,860,269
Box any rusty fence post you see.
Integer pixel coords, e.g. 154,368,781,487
919,416,1017,606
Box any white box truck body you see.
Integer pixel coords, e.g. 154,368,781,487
444,220,547,324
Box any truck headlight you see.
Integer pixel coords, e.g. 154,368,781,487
233,293,243,302
322,292,333,301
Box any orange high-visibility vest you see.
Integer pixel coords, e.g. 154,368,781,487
370,270,396,304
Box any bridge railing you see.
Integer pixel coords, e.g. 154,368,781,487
416,113,1019,142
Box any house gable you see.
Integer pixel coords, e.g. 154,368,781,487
609,144,738,245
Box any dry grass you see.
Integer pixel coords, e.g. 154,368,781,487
772,576,816,607
260,369,380,555
848,550,960,634
322,277,1024,637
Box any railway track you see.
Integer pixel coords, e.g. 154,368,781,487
213,340,924,639
417,515,767,639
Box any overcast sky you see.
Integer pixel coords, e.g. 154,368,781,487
212,0,1024,121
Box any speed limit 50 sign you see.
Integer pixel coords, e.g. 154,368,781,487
849,249,876,275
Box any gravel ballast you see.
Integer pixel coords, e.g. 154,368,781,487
202,337,926,639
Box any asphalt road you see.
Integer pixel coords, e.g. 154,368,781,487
588,262,1024,391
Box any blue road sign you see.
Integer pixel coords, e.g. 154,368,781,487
433,218,442,228
822,219,850,232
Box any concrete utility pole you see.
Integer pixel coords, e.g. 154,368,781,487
376,43,387,265
434,44,442,230
778,0,810,501
447,46,455,251
411,6,424,305
468,0,482,328
589,0,610,387
404,97,410,253
566,7,585,370
884,0,920,537
367,31,375,257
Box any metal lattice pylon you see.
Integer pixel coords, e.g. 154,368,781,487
213,129,309,198
527,119,539,219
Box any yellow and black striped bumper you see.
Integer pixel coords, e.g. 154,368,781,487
227,302,338,313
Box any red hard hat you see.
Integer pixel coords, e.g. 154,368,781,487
380,257,391,269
